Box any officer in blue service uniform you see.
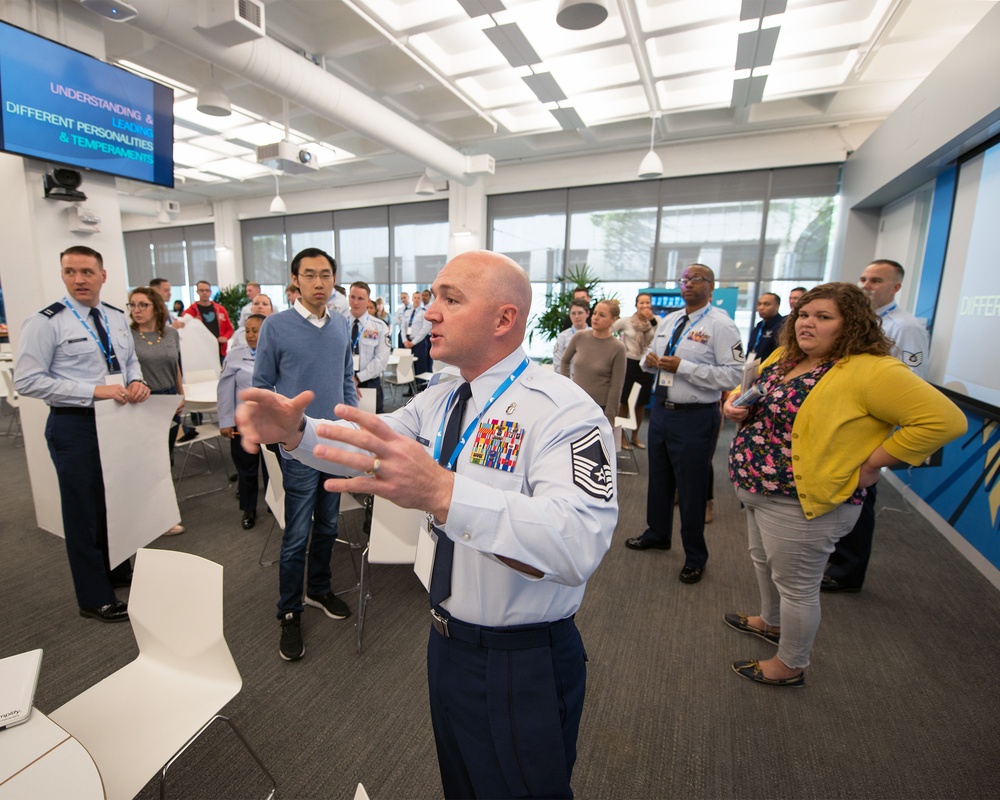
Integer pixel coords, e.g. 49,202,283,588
626,264,744,584
15,246,150,623
235,251,617,799
347,281,391,413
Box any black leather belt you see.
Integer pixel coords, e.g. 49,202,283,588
51,407,96,417
430,609,574,650
658,400,717,411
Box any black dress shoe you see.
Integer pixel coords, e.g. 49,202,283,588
178,428,199,443
679,565,705,584
821,575,862,593
732,659,804,687
79,601,129,623
242,510,257,530
625,536,670,551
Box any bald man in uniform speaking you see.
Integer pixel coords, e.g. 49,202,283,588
236,251,617,799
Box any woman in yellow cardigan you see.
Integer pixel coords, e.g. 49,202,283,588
722,283,965,687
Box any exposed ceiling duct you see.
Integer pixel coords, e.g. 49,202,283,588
124,0,484,185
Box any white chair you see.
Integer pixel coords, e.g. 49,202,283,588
1,367,22,442
356,495,424,652
388,352,416,401
173,423,231,499
50,549,275,800
613,382,641,475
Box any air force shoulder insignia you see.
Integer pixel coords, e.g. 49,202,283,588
571,427,614,501
40,302,66,317
732,341,745,361
902,350,923,368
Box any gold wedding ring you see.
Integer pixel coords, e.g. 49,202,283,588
366,457,381,476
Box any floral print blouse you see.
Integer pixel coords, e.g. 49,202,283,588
729,360,865,504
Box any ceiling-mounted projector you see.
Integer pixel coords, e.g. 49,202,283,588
256,141,318,174
79,0,138,22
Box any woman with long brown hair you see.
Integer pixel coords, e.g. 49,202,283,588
723,283,965,686
129,286,185,535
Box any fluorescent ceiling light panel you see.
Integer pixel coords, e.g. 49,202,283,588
456,72,537,108
638,0,724,31
735,26,780,69
173,124,199,141
172,141,222,167
492,105,561,134
174,167,223,183
485,23,542,68
547,44,639,95
364,0,453,30
763,52,854,96
572,85,649,124
188,136,254,157
409,25,507,75
200,158,271,180
647,24,739,76
522,73,567,103
656,71,733,112
228,122,300,146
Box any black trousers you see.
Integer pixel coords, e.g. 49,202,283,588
230,432,263,512
825,484,877,588
427,616,585,799
45,409,131,608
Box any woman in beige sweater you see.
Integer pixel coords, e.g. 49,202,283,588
559,299,627,426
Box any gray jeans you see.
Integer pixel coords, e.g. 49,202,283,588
736,487,863,669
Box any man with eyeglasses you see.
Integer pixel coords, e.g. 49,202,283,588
254,248,358,661
15,245,150,623
626,264,744,585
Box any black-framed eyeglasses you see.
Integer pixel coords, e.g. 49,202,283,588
128,302,152,310
677,276,711,287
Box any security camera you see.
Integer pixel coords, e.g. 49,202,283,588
44,168,87,201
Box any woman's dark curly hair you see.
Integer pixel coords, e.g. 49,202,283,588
778,282,892,363
128,286,168,335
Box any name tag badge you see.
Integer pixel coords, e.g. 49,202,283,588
658,372,674,388
353,354,361,372
406,326,413,336
413,521,436,592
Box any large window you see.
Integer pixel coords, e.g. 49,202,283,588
489,165,840,352
124,223,217,308
242,201,447,319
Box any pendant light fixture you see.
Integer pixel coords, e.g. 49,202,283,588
269,173,286,214
637,114,663,179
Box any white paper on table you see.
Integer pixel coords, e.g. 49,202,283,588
96,396,180,567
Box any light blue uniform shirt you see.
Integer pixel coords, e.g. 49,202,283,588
349,312,392,382
405,303,431,345
641,303,744,404
15,296,143,408
217,342,256,429
293,347,618,627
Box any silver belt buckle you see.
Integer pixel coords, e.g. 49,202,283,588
430,608,450,638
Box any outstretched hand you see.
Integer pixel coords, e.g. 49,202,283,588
235,388,314,452
312,403,455,523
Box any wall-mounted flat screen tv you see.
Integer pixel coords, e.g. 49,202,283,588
0,19,173,188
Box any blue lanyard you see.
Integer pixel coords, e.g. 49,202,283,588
750,322,764,352
665,306,711,356
879,303,897,318
433,356,530,470
65,297,115,372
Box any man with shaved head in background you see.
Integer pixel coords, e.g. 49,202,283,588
236,250,618,799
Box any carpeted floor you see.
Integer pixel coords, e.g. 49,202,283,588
1,408,999,799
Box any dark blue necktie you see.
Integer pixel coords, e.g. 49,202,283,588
429,381,472,608
89,307,120,373
352,319,360,355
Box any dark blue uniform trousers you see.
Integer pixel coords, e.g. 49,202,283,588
427,616,586,799
45,409,131,609
644,402,719,568
825,484,877,588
